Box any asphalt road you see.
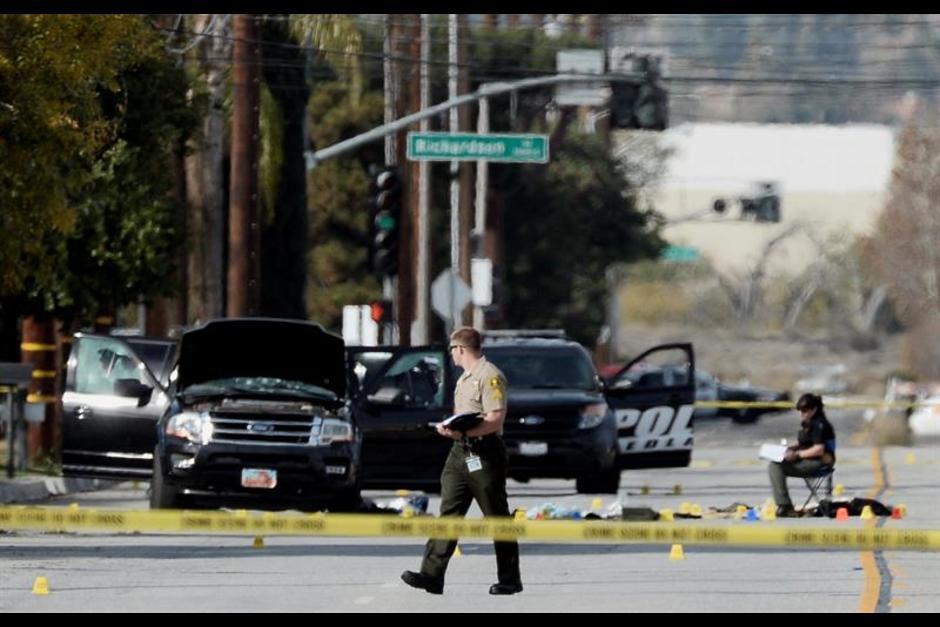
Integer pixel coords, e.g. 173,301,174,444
2,409,937,612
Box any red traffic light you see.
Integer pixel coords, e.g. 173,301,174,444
370,299,393,323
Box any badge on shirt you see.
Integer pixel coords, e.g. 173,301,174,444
465,454,483,473
489,376,505,401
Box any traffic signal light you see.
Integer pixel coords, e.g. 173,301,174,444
610,55,668,131
369,299,393,324
369,168,402,277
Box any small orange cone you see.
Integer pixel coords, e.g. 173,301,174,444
891,507,903,520
669,544,685,560
836,507,849,521
32,577,49,596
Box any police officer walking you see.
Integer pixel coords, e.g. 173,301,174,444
402,326,523,595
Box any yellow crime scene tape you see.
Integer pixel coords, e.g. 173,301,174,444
1,506,939,551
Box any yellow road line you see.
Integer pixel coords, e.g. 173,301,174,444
859,447,887,613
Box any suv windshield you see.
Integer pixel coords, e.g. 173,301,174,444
182,377,339,402
484,347,597,391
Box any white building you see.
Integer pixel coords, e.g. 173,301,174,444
639,123,897,275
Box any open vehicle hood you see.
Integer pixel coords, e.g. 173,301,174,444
177,318,346,398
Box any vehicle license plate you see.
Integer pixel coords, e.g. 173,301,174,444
519,442,548,456
241,468,277,489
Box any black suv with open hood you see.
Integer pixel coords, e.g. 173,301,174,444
63,318,360,511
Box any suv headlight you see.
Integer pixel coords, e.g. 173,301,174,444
578,403,609,429
165,411,213,444
313,418,355,446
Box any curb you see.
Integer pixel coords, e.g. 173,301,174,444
0,477,121,504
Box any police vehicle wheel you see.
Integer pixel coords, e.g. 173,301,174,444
150,448,184,509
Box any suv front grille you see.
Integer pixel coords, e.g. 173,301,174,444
502,410,580,438
209,412,320,446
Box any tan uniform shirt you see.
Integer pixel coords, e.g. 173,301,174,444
454,356,508,434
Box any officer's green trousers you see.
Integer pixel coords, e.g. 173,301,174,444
421,437,521,585
768,458,825,507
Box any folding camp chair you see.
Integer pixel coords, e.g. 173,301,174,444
801,437,836,510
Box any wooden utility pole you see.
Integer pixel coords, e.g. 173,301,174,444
412,14,431,345
396,14,421,346
457,14,473,326
227,14,262,318
21,316,58,463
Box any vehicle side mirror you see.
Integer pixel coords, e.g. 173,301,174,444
114,379,153,406
610,379,633,391
366,386,408,407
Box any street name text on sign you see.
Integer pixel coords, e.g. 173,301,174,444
407,132,549,163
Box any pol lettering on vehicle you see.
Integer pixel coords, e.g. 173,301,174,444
615,404,694,452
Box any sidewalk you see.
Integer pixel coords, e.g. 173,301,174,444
0,475,120,504
0,438,120,503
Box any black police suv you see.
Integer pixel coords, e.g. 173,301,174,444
349,332,696,494
63,318,361,511
482,333,619,493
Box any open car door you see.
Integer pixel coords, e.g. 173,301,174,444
62,334,173,479
605,343,695,469
351,346,454,491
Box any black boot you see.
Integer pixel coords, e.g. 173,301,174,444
775,504,798,518
401,570,444,595
489,582,524,595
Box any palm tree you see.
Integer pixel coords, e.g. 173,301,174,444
180,13,361,322
258,14,362,318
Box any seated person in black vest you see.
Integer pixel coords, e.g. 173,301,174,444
769,393,836,517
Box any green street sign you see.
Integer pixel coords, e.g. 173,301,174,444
661,245,701,263
407,132,549,163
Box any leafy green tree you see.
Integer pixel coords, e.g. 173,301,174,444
500,134,665,346
305,81,384,328
0,16,200,357
0,15,160,296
